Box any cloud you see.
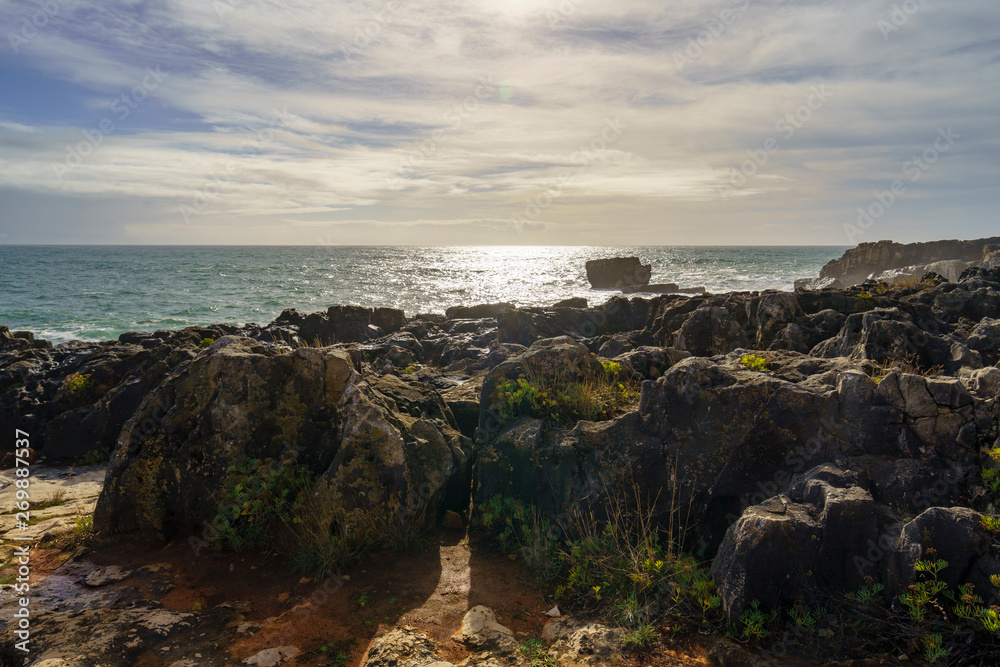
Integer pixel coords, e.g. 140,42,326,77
0,0,998,244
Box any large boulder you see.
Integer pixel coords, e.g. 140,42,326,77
810,307,955,370
95,337,465,540
712,466,879,620
968,318,1000,366
298,305,378,344
672,305,748,357
584,257,651,289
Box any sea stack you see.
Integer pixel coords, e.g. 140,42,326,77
585,257,652,288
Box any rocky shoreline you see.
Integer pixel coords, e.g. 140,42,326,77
2,262,1000,665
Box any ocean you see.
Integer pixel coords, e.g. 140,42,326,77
0,246,847,344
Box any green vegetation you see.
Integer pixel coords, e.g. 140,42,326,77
401,365,415,375
212,457,430,581
474,484,1000,663
473,489,722,654
29,489,68,511
74,515,93,535
212,458,311,552
198,337,215,349
63,372,92,397
858,290,873,299
490,362,638,428
739,354,768,371
829,557,1000,664
735,600,778,640
473,495,560,582
79,446,112,466
518,638,555,666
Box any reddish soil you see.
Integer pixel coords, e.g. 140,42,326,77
85,526,558,666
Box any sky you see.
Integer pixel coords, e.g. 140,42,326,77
0,0,997,246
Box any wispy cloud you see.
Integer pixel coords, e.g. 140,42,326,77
0,0,998,244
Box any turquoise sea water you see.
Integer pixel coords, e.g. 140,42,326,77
0,246,846,343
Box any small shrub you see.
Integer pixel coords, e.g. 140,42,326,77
739,354,768,371
198,337,215,349
402,365,415,375
737,600,779,640
212,458,312,552
518,638,555,666
79,446,112,466
490,364,639,428
63,373,92,397
74,515,94,535
858,290,873,299
473,496,560,582
620,623,658,652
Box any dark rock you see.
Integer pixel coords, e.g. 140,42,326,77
968,317,1000,365
371,307,406,334
585,257,651,288
672,305,749,356
444,303,515,320
712,466,878,620
613,346,691,380
95,339,464,540
620,282,677,294
496,309,539,347
897,507,1000,603
553,297,588,308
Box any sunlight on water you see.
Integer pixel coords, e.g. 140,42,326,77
0,246,846,342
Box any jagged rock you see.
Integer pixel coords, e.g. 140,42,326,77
819,237,1000,286
553,297,588,308
672,305,748,357
441,377,484,438
474,411,664,532
445,303,515,320
962,366,1000,399
897,506,1000,602
810,308,955,370
244,646,301,666
585,257,651,288
363,627,454,667
541,616,583,643
613,346,690,380
453,606,517,654
371,307,406,334
968,318,1000,366
496,309,540,347
548,623,624,667
298,305,377,344
712,466,878,620
619,282,678,294
95,338,464,540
